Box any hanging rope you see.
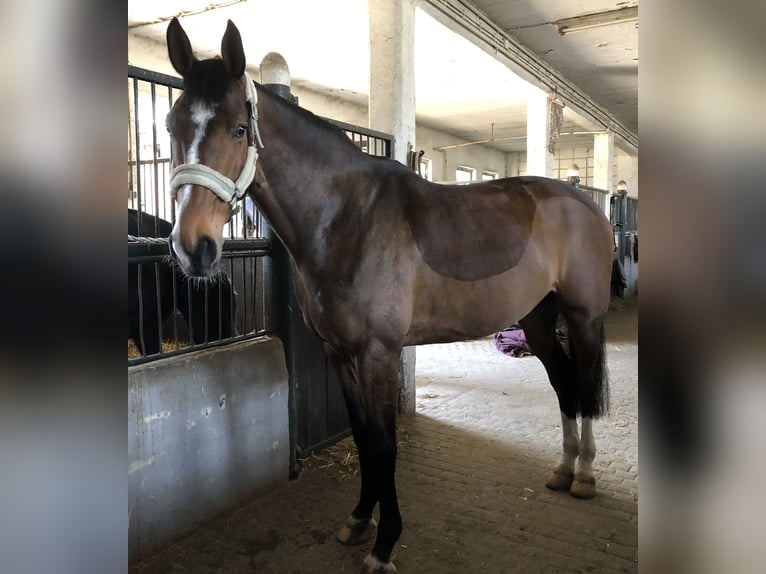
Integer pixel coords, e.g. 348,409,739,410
548,96,565,154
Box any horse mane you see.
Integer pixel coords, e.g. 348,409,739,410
255,81,365,157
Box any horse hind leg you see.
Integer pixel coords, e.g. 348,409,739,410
520,294,580,492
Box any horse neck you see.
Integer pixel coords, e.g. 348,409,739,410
252,86,366,269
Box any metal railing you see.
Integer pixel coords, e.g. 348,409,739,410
577,183,609,213
128,238,272,366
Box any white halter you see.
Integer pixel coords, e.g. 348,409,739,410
169,72,264,208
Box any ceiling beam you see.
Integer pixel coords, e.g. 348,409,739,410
421,0,638,152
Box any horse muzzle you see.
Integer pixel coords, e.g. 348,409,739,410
170,232,220,278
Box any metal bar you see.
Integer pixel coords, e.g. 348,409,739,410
129,65,183,90
434,134,527,151
241,255,248,335
136,263,146,354
168,85,176,223
128,331,270,367
325,117,393,143
128,251,271,264
171,260,180,350
128,79,136,211
231,261,238,337
203,281,209,344
132,77,143,235
578,183,609,195
151,81,160,232
129,238,271,257
154,260,163,352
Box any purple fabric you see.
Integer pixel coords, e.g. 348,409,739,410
493,325,532,357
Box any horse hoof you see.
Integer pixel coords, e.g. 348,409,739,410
570,475,597,499
338,515,377,546
360,554,397,574
546,469,574,491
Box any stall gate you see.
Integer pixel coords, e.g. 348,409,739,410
610,192,639,296
128,66,392,467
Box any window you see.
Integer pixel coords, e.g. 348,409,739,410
482,171,498,181
455,166,475,183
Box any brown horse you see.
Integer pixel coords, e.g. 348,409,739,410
165,18,612,574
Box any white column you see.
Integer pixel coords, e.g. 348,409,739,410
526,87,554,177
505,152,520,178
368,0,417,414
368,0,416,164
593,131,615,217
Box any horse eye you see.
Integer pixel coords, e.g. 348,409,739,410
234,124,247,138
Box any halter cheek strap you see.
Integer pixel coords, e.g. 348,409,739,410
169,72,264,208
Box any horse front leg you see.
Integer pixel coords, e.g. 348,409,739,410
338,340,403,574
328,347,379,546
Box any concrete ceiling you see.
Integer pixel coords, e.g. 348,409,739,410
470,0,638,135
128,0,637,154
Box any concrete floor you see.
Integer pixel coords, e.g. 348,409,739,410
131,298,637,573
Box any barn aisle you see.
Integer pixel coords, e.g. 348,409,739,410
130,298,637,573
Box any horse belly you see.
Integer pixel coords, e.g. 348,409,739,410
404,259,555,346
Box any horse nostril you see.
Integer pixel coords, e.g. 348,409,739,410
190,235,218,275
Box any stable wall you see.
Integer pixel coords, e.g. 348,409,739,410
416,124,510,182
128,337,289,562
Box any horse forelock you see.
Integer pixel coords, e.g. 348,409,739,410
183,58,238,105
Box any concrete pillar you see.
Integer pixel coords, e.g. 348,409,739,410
505,152,520,178
368,0,416,163
368,0,417,414
593,131,614,189
525,87,554,177
593,131,615,217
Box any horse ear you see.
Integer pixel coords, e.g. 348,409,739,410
221,20,246,78
167,17,196,77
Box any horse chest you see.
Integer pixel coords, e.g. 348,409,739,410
291,272,355,343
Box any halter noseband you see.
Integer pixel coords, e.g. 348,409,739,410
168,72,264,210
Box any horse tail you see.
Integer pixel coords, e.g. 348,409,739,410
565,319,609,419
589,321,610,418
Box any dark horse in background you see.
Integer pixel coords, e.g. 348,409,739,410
164,19,613,573
128,209,235,355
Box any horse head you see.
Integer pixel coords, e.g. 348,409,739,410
165,18,257,277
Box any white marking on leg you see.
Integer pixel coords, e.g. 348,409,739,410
556,411,579,474
576,416,596,480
